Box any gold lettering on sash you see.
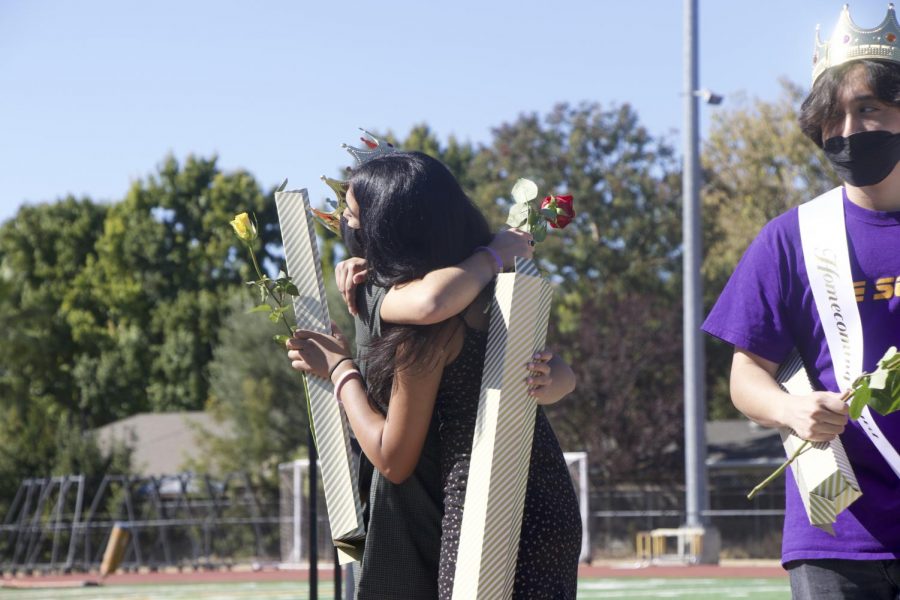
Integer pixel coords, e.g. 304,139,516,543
815,248,854,388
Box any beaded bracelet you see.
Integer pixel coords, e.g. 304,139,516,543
333,369,362,404
474,246,503,274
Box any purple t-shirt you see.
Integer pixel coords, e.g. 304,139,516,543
703,189,900,563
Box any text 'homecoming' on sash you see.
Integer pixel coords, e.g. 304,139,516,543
798,187,900,479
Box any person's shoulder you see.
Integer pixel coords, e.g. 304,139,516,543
357,282,389,328
759,187,843,242
757,206,800,243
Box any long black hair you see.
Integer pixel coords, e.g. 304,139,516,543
800,59,900,147
350,151,492,408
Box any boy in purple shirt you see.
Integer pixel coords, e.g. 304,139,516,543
703,5,900,599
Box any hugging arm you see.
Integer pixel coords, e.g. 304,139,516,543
380,228,534,325
336,228,534,324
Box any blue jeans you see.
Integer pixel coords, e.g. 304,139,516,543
787,559,900,600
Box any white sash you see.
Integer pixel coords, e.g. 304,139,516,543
798,187,900,479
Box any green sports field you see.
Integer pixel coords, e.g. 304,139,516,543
0,577,791,599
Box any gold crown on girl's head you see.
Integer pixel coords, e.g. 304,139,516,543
310,129,398,235
341,128,398,166
813,4,900,84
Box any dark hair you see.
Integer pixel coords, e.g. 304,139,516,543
349,152,492,408
800,59,900,147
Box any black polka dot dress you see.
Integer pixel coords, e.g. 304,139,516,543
435,325,581,599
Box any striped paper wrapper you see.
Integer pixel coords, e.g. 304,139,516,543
275,187,366,564
451,257,553,600
776,350,862,535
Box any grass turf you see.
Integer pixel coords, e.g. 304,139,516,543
0,577,791,600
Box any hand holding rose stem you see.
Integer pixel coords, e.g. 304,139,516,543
746,346,900,500
746,389,852,500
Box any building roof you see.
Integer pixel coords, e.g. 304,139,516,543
93,411,231,476
706,419,784,469
93,413,785,477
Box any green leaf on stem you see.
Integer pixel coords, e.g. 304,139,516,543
869,384,900,416
273,334,290,345
869,369,889,390
532,221,548,243
247,304,272,314
507,202,531,229
510,178,538,204
275,277,299,296
849,381,870,419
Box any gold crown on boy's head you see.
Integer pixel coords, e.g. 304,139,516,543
813,4,900,84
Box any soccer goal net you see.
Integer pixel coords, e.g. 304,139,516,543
279,451,590,566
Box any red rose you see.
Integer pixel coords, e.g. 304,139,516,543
540,194,575,229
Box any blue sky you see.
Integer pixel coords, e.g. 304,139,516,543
0,1,890,225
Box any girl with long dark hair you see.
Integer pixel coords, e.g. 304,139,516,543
287,151,581,599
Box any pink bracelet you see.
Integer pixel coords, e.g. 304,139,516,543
333,369,362,404
474,246,503,273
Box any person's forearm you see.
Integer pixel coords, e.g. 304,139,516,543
332,365,434,483
382,251,495,325
731,349,850,441
730,351,789,429
336,378,392,465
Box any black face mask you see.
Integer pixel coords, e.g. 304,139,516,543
823,130,900,187
340,216,366,258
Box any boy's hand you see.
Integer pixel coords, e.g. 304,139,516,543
782,391,849,442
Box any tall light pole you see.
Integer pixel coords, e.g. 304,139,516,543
682,0,710,537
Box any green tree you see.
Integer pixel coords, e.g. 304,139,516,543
0,198,132,513
398,124,479,191
0,198,109,422
465,102,687,482
191,294,308,488
701,82,839,417
366,109,685,482
89,154,277,414
0,155,275,514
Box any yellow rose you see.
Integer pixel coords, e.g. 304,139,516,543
230,212,257,243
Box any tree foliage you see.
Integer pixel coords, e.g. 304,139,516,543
89,155,277,414
465,103,686,482
374,107,686,483
0,155,276,510
0,88,847,507
0,197,133,512
189,293,307,488
700,82,840,417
